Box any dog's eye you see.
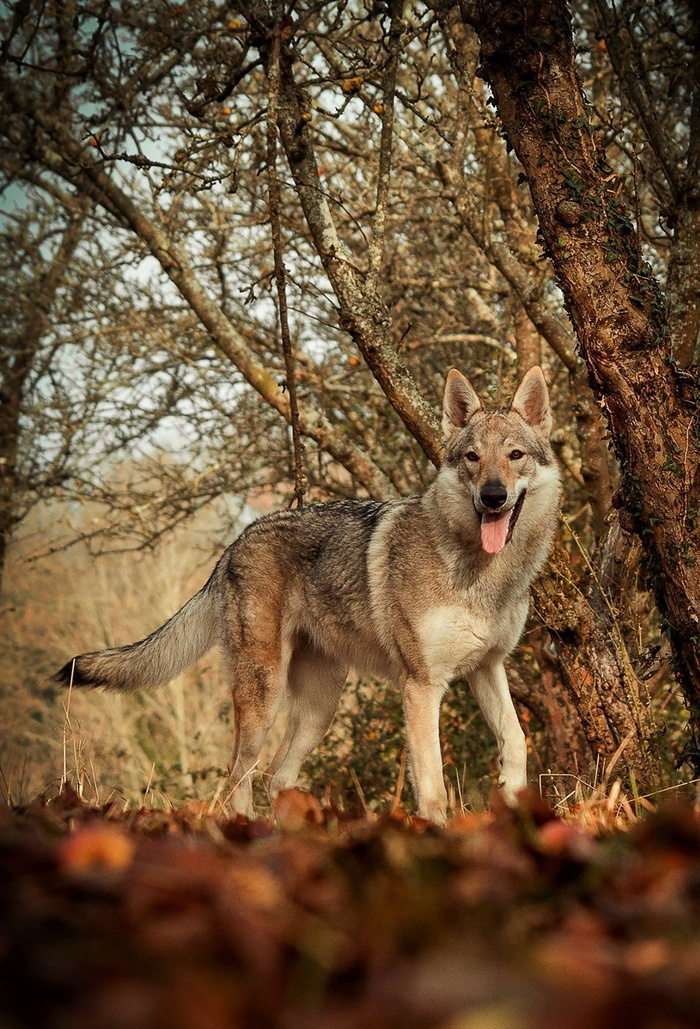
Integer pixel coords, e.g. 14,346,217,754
465,450,479,462
509,449,524,460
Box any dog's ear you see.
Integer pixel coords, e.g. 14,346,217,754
443,369,482,441
511,366,552,438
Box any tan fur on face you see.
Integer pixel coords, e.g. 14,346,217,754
447,410,550,514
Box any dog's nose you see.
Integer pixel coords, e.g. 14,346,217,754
480,482,508,510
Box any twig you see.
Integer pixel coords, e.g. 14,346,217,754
455,762,466,816
89,757,100,805
349,765,369,815
207,781,224,816
603,728,636,780
367,0,403,284
145,761,156,802
267,15,306,508
391,747,407,813
62,664,75,787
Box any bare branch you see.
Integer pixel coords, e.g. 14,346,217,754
591,0,682,203
243,2,444,466
267,17,306,507
1,79,396,502
367,0,403,285
437,158,577,371
0,195,91,581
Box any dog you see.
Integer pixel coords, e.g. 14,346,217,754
57,367,560,823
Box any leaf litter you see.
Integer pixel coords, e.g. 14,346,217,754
2,785,700,1028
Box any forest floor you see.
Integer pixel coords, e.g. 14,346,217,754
3,785,700,1029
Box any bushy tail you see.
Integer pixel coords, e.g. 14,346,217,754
56,581,219,691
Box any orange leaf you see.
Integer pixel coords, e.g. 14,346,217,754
273,788,323,830
60,825,134,871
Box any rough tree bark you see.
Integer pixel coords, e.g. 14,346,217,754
472,0,700,763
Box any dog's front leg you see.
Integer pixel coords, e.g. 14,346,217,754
469,661,527,803
401,678,447,824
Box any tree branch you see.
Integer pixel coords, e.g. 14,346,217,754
1,79,396,502
0,195,90,582
591,0,682,203
367,0,403,286
267,18,306,507
666,7,700,367
243,2,444,467
437,158,577,371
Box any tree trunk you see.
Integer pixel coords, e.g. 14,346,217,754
473,0,700,766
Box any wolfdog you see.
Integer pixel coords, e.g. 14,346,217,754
57,367,560,823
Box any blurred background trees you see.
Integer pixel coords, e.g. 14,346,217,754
1,0,697,809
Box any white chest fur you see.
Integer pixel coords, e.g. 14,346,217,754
417,598,528,683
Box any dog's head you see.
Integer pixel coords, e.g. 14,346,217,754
441,367,557,554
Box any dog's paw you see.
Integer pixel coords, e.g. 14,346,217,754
418,798,448,826
498,775,527,807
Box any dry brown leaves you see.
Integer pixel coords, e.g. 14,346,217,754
2,785,700,1029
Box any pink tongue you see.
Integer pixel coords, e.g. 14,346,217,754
481,509,512,554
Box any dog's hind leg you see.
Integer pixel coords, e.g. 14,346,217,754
469,661,527,804
266,649,347,800
228,640,290,818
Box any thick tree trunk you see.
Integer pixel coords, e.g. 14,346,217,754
473,0,700,765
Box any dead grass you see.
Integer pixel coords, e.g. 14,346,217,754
1,502,245,804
